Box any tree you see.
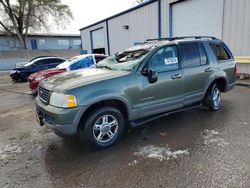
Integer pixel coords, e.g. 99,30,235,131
0,0,73,49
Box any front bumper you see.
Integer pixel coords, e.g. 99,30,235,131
225,83,235,92
36,97,83,136
28,78,39,91
9,71,19,81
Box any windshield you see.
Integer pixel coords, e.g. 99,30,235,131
24,60,36,67
97,50,149,71
56,57,78,69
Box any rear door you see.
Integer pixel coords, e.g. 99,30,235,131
134,45,185,118
209,42,236,86
179,42,212,106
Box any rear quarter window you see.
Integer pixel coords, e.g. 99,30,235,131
210,43,232,61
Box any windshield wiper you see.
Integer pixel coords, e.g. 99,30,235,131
96,65,112,70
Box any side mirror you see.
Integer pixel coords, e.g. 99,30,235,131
141,68,158,83
141,67,149,76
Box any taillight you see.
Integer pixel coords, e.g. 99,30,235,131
234,64,238,77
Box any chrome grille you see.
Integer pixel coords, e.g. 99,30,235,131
39,86,50,103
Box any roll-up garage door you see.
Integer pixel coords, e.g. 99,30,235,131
91,28,105,54
172,0,224,38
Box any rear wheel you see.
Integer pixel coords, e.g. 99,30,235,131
203,83,221,111
80,107,125,148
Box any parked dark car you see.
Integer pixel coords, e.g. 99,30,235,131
14,56,57,68
9,56,66,82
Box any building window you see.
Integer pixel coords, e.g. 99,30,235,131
39,39,45,46
73,40,81,46
58,39,69,46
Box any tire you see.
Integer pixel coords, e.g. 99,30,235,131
80,107,125,148
203,83,221,111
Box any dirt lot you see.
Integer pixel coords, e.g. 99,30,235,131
0,71,250,188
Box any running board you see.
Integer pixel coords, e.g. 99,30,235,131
130,104,202,127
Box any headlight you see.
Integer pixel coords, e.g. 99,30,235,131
10,70,19,74
35,76,45,81
49,92,77,108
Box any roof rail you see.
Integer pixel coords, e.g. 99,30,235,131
146,37,174,42
146,36,218,42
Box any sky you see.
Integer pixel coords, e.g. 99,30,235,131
54,0,139,34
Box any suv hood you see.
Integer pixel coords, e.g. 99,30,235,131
40,68,129,92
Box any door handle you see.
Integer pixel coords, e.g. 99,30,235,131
171,74,182,79
205,67,212,72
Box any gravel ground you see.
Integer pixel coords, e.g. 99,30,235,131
0,71,250,188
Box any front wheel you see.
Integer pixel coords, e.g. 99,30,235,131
203,83,221,111
80,107,125,148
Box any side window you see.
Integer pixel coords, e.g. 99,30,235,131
45,58,56,64
210,43,231,61
198,43,208,65
33,59,44,66
148,45,179,72
180,43,200,68
48,58,64,64
84,56,94,67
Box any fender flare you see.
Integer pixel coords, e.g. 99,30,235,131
203,76,228,98
72,95,133,131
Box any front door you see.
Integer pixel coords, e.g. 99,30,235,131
133,45,185,118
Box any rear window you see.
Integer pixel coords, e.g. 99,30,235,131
210,43,232,61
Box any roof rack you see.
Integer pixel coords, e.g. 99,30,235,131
146,36,218,42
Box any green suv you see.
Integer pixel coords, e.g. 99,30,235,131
36,36,236,148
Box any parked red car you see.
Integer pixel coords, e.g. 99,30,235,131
27,54,107,92
28,68,66,91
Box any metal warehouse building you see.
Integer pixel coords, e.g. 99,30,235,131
80,0,250,56
0,33,81,50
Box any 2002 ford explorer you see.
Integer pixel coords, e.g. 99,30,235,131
36,36,236,148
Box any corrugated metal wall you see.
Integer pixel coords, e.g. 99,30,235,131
222,0,250,56
160,0,178,38
80,0,250,56
108,1,158,54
